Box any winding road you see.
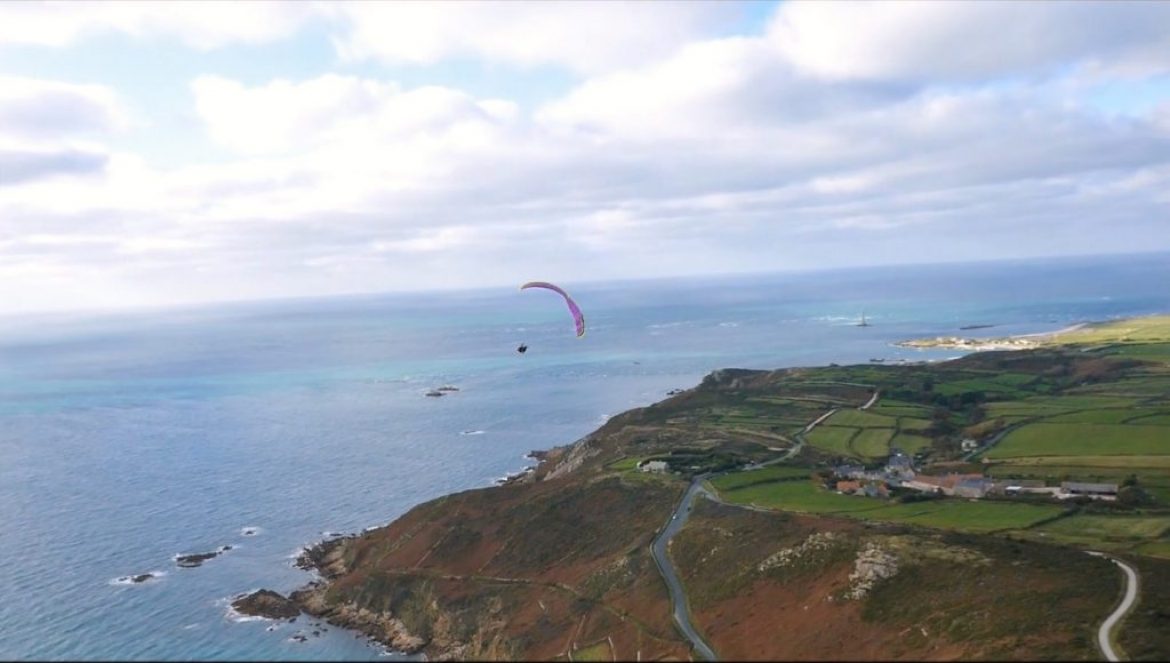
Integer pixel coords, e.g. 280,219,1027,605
651,477,718,662
1087,552,1139,662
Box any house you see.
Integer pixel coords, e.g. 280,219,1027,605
904,473,985,496
1002,479,1050,494
638,460,669,473
886,452,913,470
834,464,866,479
953,477,993,499
863,483,890,499
1060,482,1119,500
836,480,862,494
960,438,979,452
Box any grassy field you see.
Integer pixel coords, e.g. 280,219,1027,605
805,425,859,456
1127,414,1170,425
890,433,932,455
712,480,1063,532
1051,316,1170,346
708,465,811,491
830,409,898,428
607,457,643,471
852,427,894,457
1032,514,1170,542
858,500,1063,533
989,455,1170,469
716,480,884,513
988,423,1170,458
1041,409,1156,424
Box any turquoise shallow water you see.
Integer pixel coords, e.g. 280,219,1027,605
1,253,1169,660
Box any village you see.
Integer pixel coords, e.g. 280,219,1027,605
829,449,1119,502
635,449,1120,502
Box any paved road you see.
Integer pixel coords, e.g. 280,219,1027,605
1087,552,1139,662
651,477,718,662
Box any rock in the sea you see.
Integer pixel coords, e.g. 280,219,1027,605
425,390,444,397
119,573,155,584
291,634,308,643
175,550,222,568
242,529,257,536
436,385,459,392
232,589,302,620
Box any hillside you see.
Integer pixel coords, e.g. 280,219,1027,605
247,318,1170,660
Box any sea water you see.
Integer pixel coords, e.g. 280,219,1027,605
2,252,1169,660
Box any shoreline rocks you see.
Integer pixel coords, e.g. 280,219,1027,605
232,589,302,620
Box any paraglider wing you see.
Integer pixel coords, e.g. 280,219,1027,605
520,281,585,337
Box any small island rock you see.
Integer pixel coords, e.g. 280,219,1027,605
232,589,302,620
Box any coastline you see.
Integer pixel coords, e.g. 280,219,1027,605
250,312,1169,659
895,320,1091,351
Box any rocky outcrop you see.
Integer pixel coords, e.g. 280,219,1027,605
845,541,899,600
175,545,232,568
294,536,353,579
232,589,302,620
757,532,841,573
290,582,428,655
544,436,601,480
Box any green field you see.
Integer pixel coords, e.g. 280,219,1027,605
1136,541,1170,559
852,428,894,457
988,423,1170,458
990,455,1170,469
708,465,811,491
1041,410,1153,424
897,417,932,432
805,425,859,456
858,500,1063,533
1127,414,1170,426
1033,515,1170,542
717,480,883,513
890,433,932,455
607,457,644,471
830,409,898,428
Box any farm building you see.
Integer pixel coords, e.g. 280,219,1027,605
1060,482,1119,500
953,478,994,499
960,438,978,452
638,460,669,473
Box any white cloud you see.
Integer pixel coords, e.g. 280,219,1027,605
322,1,741,74
0,1,311,49
0,76,126,138
3,4,1170,314
768,1,1170,82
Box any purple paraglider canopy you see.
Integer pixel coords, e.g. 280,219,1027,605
520,281,585,337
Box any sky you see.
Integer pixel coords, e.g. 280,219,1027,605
1,1,1169,314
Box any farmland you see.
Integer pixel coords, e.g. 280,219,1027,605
987,422,1170,458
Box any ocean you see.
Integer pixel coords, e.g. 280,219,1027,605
2,252,1168,661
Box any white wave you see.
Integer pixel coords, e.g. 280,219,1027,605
459,429,485,436
718,321,739,327
109,570,166,586
181,623,202,630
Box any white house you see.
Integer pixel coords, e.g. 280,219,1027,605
638,460,669,473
